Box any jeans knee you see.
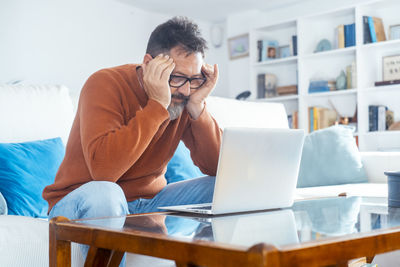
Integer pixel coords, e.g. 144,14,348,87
78,181,128,218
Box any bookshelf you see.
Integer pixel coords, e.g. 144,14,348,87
249,0,400,152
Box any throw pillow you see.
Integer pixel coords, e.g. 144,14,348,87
0,138,65,217
0,192,7,215
297,126,367,188
165,141,204,184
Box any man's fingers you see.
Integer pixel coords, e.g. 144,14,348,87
161,61,175,82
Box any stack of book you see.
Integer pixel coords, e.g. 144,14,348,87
308,80,336,93
363,16,386,44
335,23,356,48
368,105,394,131
308,107,338,132
276,85,297,96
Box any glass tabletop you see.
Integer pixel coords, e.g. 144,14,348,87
74,197,400,249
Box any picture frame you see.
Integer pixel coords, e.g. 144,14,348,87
389,24,400,40
278,45,291,58
382,54,400,81
228,34,249,60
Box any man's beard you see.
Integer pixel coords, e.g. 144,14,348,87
167,93,189,120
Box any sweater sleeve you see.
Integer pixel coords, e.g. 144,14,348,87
79,70,169,181
181,104,223,176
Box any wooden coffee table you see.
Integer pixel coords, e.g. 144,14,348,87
49,196,400,267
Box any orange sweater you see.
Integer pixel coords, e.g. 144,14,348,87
43,64,222,212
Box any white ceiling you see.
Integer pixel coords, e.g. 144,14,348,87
118,0,303,22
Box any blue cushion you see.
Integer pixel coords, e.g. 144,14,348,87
0,138,65,217
165,141,204,184
0,192,7,215
297,126,367,188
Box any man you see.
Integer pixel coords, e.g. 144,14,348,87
43,16,222,220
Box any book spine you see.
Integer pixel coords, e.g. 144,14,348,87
338,25,345,48
349,23,356,46
292,35,298,56
368,106,374,131
314,107,319,131
257,74,265,99
363,16,372,44
309,107,314,133
378,106,387,131
368,16,377,43
345,24,351,47
257,40,262,62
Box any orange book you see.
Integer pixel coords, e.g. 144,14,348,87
373,17,386,42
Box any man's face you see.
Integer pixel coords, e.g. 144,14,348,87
167,47,204,120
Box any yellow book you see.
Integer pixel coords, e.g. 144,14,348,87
337,25,345,48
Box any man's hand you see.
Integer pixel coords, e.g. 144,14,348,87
142,54,175,109
186,63,219,119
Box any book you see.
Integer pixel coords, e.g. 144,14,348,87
369,105,378,131
374,79,400,86
368,16,377,42
372,17,386,42
344,23,356,47
337,24,345,48
291,35,298,56
276,85,297,95
378,105,387,131
257,40,263,62
309,107,314,132
309,80,336,93
292,111,298,129
363,16,372,44
257,74,266,98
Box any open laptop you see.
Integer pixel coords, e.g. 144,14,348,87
159,127,305,215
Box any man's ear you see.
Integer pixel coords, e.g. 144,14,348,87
142,54,153,65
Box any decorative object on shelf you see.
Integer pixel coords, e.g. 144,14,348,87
389,24,400,40
336,70,347,90
314,39,332,53
382,54,400,81
278,45,291,58
386,109,394,129
257,40,279,61
210,23,224,48
228,34,249,60
235,91,251,100
264,73,277,98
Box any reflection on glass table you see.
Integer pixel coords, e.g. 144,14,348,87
75,196,400,250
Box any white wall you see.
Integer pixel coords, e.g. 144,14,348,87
0,0,229,98
224,0,375,98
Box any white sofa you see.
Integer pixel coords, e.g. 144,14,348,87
0,85,399,266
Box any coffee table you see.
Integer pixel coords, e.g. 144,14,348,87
50,196,400,267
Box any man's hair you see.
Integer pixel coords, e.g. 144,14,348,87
146,16,208,57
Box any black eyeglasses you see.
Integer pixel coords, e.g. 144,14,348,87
169,72,207,89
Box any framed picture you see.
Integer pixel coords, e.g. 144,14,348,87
228,34,249,60
389,24,400,40
382,55,400,81
278,45,291,58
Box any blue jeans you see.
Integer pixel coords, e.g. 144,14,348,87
49,176,215,266
49,176,215,219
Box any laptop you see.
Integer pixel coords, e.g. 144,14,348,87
159,127,305,215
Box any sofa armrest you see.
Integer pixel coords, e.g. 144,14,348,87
360,151,400,183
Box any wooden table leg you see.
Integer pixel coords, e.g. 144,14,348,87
84,246,112,267
49,217,72,267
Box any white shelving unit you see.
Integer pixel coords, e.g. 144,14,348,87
249,0,400,152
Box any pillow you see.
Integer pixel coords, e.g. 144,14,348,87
0,192,7,215
297,126,367,188
165,141,204,184
0,138,65,217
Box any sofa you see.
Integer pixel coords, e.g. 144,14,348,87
0,84,399,266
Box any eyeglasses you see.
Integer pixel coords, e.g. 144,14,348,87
169,72,207,89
